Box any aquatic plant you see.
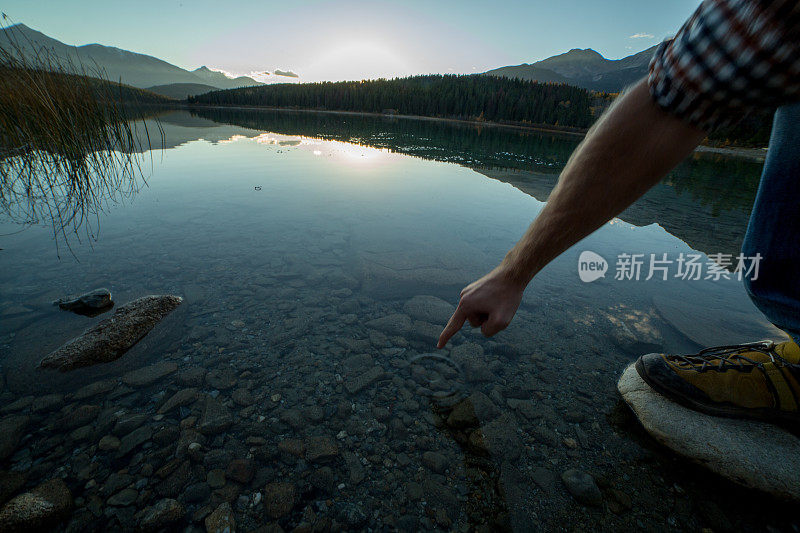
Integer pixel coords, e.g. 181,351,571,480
0,15,166,256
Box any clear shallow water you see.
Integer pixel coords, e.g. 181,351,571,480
0,110,794,531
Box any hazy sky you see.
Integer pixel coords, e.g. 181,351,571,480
3,0,701,82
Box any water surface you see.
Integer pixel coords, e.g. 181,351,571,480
0,110,792,531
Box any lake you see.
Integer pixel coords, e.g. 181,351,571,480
0,109,793,531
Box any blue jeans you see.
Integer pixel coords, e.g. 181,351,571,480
742,103,800,343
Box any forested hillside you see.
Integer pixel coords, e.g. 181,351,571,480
188,75,600,129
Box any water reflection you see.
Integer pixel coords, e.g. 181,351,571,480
186,108,762,259
0,111,162,256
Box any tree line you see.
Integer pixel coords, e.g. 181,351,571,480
188,74,773,147
188,74,599,129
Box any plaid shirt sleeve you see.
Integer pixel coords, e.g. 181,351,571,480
648,0,800,131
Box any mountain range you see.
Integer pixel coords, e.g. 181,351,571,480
1,23,658,98
484,46,658,93
0,24,263,97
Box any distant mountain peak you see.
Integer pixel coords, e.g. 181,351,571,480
484,45,657,93
567,48,602,56
540,48,605,65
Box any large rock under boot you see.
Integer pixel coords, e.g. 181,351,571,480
618,362,800,502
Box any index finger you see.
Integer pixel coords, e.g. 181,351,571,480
437,306,466,348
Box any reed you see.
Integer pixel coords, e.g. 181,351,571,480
0,16,166,256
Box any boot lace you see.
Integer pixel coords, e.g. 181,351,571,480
669,340,788,373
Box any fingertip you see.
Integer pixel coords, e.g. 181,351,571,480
436,332,449,349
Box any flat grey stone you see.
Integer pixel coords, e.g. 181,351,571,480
618,362,800,501
364,313,412,336
402,295,455,325
118,426,152,456
344,366,385,394
41,295,183,371
158,388,197,414
73,379,116,400
198,397,233,435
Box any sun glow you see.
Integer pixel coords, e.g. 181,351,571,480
219,133,394,168
306,40,412,82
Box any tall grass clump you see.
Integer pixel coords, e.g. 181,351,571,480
0,15,165,255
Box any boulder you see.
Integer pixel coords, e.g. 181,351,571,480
40,295,183,371
0,478,72,532
618,362,800,501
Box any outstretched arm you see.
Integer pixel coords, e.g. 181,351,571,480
437,79,706,347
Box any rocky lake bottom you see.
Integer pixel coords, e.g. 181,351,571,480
0,110,797,532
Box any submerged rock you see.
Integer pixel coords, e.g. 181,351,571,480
402,295,455,325
54,288,113,316
344,366,385,394
205,502,235,533
198,397,233,435
40,295,183,371
122,362,178,387
561,469,602,507
365,313,412,336
135,498,184,531
0,415,29,460
263,482,296,519
618,362,800,502
0,478,72,532
305,436,338,463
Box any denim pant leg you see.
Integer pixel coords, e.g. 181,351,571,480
741,102,800,342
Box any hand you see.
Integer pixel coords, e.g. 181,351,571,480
437,266,526,348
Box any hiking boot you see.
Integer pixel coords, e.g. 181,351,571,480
635,340,800,424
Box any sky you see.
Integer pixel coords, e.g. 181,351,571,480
2,0,702,83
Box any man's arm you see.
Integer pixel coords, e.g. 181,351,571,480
437,79,706,348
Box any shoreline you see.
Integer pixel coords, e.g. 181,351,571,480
182,103,768,161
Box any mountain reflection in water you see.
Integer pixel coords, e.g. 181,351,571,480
182,108,762,260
